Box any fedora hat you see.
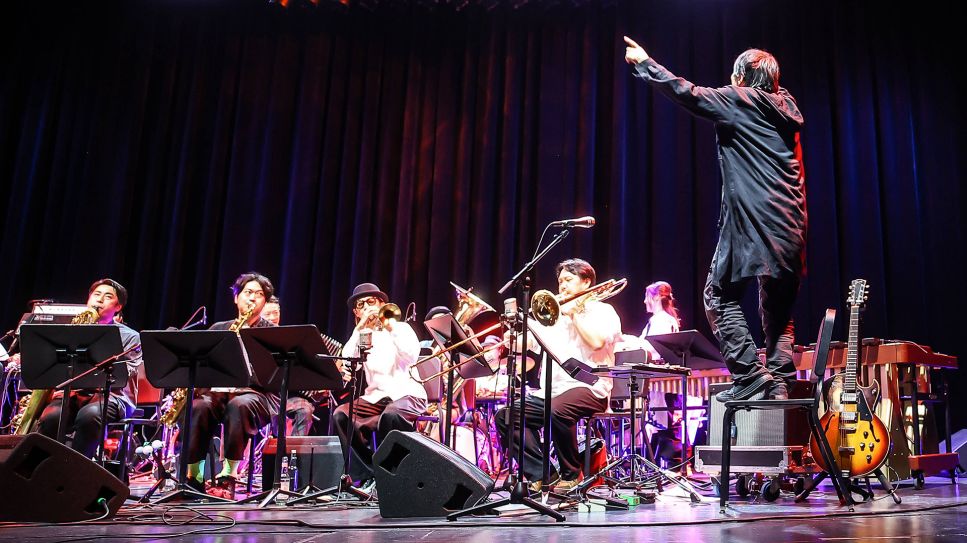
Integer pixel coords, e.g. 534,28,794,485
347,283,389,309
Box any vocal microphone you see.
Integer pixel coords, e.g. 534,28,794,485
550,216,595,228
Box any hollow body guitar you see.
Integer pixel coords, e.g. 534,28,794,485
810,278,891,477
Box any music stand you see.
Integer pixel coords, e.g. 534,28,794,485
424,314,495,449
140,330,251,503
646,330,724,472
237,325,342,507
19,324,125,445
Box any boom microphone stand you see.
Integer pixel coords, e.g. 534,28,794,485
449,224,576,522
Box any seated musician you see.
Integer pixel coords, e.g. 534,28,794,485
495,258,622,491
183,272,278,499
639,280,681,360
333,283,425,489
31,279,141,459
260,295,317,437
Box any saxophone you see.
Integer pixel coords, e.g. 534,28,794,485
159,303,256,427
11,306,101,433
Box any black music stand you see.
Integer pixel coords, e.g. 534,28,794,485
140,330,251,503
646,330,725,469
424,314,495,449
237,325,342,507
19,324,125,447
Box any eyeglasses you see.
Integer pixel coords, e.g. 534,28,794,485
355,297,381,309
241,289,265,298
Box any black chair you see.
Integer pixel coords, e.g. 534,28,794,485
719,309,857,513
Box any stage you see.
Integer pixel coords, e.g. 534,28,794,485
0,475,962,542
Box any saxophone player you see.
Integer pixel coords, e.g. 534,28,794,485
182,272,278,500
333,283,425,489
33,279,142,458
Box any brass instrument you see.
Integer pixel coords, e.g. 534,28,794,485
410,284,500,386
364,303,402,330
160,302,258,427
531,277,628,326
12,306,102,433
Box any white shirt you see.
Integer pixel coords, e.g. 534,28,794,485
343,322,426,404
528,300,622,400
640,311,680,360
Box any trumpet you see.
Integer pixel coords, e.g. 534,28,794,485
364,302,402,330
531,277,627,326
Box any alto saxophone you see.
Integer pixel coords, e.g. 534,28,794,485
159,303,257,427
11,306,101,433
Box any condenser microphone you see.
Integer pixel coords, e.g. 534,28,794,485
550,216,595,228
503,298,518,319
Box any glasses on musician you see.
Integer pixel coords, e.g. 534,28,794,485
241,289,265,298
355,297,381,309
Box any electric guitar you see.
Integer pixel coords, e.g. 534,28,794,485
810,278,891,477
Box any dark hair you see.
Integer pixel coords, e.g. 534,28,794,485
89,278,128,308
731,49,780,92
555,258,596,286
267,295,280,305
646,281,680,323
231,272,275,299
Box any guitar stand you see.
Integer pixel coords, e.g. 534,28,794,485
796,467,901,505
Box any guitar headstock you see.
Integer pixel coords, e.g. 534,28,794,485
847,279,869,310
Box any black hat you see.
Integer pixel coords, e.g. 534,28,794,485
424,305,452,322
347,283,389,309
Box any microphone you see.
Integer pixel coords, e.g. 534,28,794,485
503,298,518,320
359,330,373,350
550,216,595,228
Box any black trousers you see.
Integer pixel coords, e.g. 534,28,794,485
495,387,608,481
184,391,274,464
703,268,801,388
332,396,426,471
38,392,128,459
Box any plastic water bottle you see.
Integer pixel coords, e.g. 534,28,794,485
277,455,290,504
288,450,299,491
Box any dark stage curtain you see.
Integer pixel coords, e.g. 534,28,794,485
2,2,965,424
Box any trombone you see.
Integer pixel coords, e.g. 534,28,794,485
531,277,627,326
409,278,627,384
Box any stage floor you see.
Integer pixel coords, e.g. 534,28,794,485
0,475,964,542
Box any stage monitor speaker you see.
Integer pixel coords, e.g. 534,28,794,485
706,381,811,447
372,430,494,518
0,433,129,522
262,435,342,490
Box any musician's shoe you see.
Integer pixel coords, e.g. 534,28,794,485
552,475,583,492
714,375,770,402
764,380,789,400
208,476,237,501
528,475,560,494
185,477,207,495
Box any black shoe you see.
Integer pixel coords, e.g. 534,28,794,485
764,380,789,400
715,377,769,402
184,477,206,494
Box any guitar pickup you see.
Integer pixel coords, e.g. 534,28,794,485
839,392,857,403
840,412,858,423
838,446,855,454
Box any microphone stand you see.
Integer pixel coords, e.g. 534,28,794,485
449,226,573,522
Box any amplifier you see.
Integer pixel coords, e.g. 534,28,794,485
262,436,342,490
705,381,811,447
